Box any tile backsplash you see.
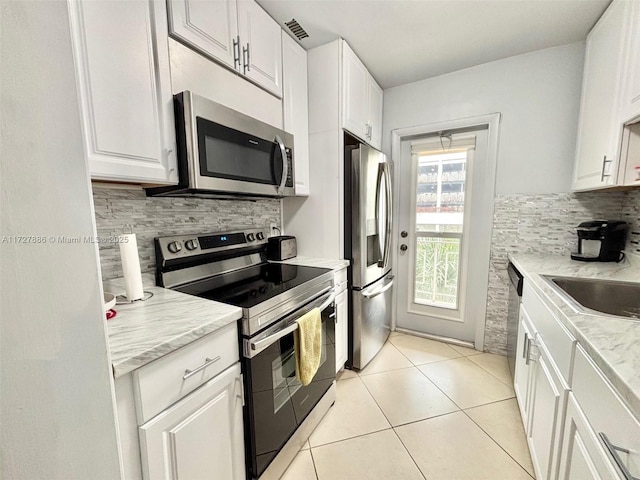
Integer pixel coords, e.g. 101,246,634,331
483,190,638,355
93,186,281,281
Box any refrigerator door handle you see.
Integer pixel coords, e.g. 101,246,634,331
375,164,386,268
362,275,394,299
380,162,393,270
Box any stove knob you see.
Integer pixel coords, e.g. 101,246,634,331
185,239,198,251
247,233,256,242
167,241,182,254
256,232,265,240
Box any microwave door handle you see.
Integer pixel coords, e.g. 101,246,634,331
275,135,288,196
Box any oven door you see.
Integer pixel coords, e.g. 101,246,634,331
242,290,336,479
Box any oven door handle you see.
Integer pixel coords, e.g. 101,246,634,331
249,291,335,354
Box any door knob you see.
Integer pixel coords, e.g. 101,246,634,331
400,244,408,251
401,231,408,238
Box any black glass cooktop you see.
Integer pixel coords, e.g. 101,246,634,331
175,263,332,309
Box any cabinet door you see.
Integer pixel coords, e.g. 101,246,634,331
167,0,239,70
514,306,534,427
367,76,383,150
68,0,178,184
334,288,349,373
282,33,310,196
573,0,629,190
557,394,620,480
527,340,568,480
342,43,369,141
139,364,245,480
237,0,282,97
622,0,640,123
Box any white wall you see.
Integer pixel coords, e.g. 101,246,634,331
169,39,283,128
382,42,585,194
1,2,122,478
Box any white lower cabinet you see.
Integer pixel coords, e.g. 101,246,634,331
557,394,620,480
138,363,245,480
526,339,569,480
334,267,349,373
517,281,640,480
514,306,535,426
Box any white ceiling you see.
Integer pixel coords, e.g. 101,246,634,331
257,0,611,89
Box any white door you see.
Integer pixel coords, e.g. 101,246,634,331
342,42,369,141
395,127,494,343
139,364,245,480
237,0,282,97
68,0,178,184
167,0,239,70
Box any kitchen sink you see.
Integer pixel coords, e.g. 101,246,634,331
542,276,640,319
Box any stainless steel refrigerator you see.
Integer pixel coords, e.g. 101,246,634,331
345,143,394,370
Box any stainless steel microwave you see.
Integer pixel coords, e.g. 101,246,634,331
147,91,295,198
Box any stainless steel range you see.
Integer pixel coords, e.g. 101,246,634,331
155,228,336,480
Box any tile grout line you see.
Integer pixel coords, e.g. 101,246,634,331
309,426,393,450
307,446,320,480
461,407,536,480
466,354,516,388
389,428,429,480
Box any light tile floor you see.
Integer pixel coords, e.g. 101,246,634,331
281,332,536,480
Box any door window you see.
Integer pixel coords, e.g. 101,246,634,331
414,150,467,309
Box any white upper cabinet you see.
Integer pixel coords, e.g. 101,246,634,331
282,32,309,196
237,0,282,97
621,0,640,123
342,42,383,149
167,0,283,97
68,0,178,184
167,0,239,70
572,0,634,191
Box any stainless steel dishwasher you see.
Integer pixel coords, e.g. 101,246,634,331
507,262,524,381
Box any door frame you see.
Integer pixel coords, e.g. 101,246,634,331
390,113,500,350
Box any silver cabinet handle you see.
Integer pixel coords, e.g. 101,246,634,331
600,156,613,182
275,135,288,196
183,356,221,380
525,338,538,365
243,43,250,73
523,332,529,359
600,433,640,480
233,36,240,70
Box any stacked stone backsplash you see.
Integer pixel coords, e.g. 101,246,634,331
93,186,281,281
484,190,639,355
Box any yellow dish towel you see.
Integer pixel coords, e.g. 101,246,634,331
294,307,322,386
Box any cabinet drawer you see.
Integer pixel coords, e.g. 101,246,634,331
133,322,239,424
572,344,640,479
334,267,348,293
523,283,576,383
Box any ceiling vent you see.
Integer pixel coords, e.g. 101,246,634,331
285,19,309,41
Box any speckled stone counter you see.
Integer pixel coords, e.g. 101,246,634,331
272,256,350,271
104,277,242,378
509,253,640,418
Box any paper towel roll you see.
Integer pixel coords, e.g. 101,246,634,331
119,233,144,301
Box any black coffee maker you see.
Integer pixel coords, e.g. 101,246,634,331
571,221,627,262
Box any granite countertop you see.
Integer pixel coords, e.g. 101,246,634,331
271,256,350,271
104,277,242,378
509,253,640,418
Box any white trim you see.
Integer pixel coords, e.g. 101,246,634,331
390,113,501,351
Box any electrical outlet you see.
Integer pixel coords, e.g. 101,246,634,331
269,223,280,237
